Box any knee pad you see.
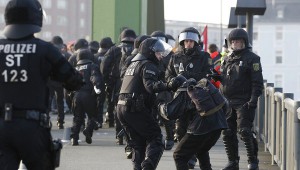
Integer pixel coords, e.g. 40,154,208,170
239,127,252,140
222,129,235,140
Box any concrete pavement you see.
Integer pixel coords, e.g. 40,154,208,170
49,114,279,170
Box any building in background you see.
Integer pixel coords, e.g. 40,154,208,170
0,0,92,43
166,0,300,100
253,0,300,99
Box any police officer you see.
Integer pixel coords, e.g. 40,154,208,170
165,27,212,169
150,30,175,150
70,49,103,146
119,34,150,159
100,28,136,145
89,40,100,55
212,28,264,170
93,37,114,128
117,38,183,170
120,35,150,80
159,78,228,170
166,34,176,49
48,36,67,129
95,37,114,65
0,0,84,169
68,38,90,67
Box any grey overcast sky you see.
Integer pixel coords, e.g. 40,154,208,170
164,0,237,24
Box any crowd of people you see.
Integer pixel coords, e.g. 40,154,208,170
0,0,264,170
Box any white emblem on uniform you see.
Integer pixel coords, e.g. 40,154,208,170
189,63,193,68
146,70,156,75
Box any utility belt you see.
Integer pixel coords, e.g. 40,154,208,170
118,93,146,112
0,103,51,128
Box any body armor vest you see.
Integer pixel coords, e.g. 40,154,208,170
119,60,149,94
75,62,93,91
0,39,52,111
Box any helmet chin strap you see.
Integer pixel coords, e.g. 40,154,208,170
184,47,195,56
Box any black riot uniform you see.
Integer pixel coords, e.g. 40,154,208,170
48,36,66,129
216,28,263,170
100,28,136,145
165,27,212,169
119,34,150,159
93,37,114,128
159,78,228,170
70,49,103,146
150,30,175,150
0,1,84,169
65,38,91,116
117,38,181,170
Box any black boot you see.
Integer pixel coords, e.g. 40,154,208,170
83,129,92,144
240,128,259,170
71,138,79,146
125,145,133,159
222,130,239,170
83,119,96,144
198,152,212,170
164,120,175,150
187,155,197,169
57,121,64,129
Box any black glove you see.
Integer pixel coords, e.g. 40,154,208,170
153,81,168,92
167,74,187,91
243,96,258,109
63,71,85,91
207,69,222,82
158,103,169,121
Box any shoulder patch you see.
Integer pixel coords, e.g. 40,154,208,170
253,63,260,71
145,70,156,76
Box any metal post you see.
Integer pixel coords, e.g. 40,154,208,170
294,102,300,170
246,12,253,46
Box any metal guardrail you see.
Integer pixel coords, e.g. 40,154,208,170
254,81,300,170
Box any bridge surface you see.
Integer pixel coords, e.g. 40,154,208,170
48,114,280,170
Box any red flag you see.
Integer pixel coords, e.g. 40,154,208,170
201,25,208,52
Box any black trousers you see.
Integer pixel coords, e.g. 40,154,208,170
116,104,164,170
0,119,53,170
48,84,64,123
173,130,221,170
71,91,97,139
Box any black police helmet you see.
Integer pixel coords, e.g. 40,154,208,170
74,38,89,51
98,37,114,54
119,28,136,43
138,38,172,59
132,35,151,54
178,27,200,46
166,34,176,48
51,36,64,49
166,34,175,42
76,49,93,65
150,30,166,42
89,41,100,51
99,37,114,49
3,0,43,39
228,28,250,48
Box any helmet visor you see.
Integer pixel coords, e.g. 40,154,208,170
152,36,166,42
178,32,199,43
151,39,172,57
167,39,176,48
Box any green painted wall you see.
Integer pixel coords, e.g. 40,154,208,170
92,0,141,43
92,0,165,43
